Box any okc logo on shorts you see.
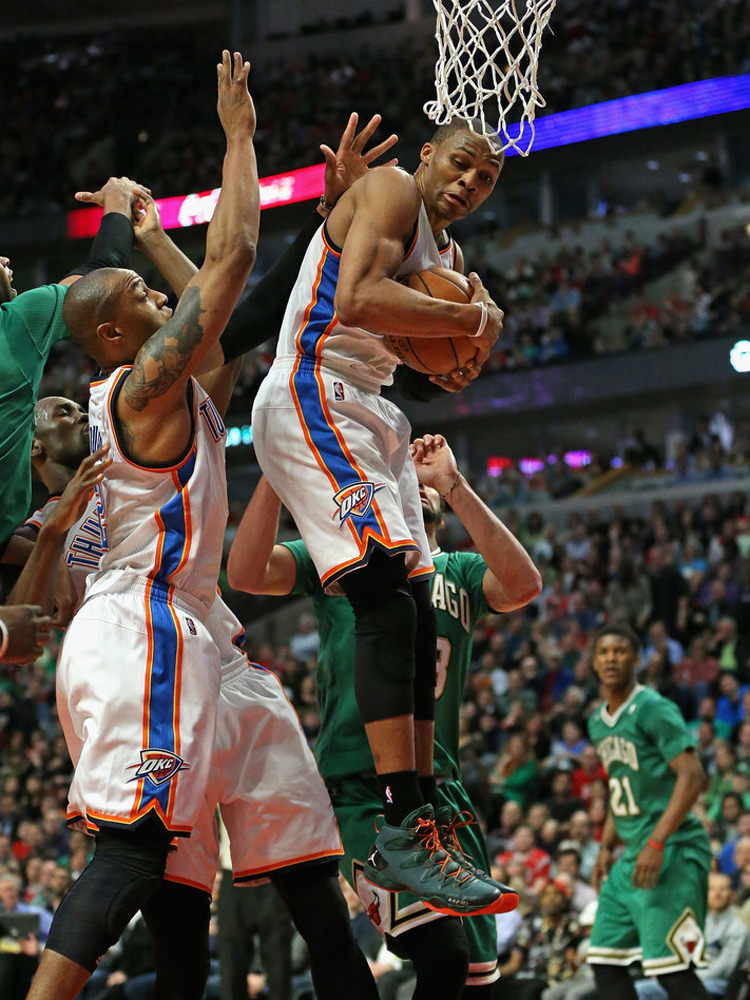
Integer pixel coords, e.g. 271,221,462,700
127,749,190,788
332,481,384,524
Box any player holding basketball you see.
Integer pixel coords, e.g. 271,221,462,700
228,433,541,998
251,118,505,914
25,51,259,1000
587,624,712,1000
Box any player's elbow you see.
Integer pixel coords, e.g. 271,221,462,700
226,549,260,594
334,284,375,329
681,752,707,797
489,564,543,613
518,564,543,604
206,234,257,273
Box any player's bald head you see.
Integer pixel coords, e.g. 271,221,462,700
62,268,129,357
31,395,89,473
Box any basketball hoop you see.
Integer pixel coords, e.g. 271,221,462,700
424,0,556,156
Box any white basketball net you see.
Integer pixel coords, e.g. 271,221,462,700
424,0,557,156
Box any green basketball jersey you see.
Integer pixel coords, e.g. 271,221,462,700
284,541,489,782
0,284,69,545
430,549,489,778
587,684,709,858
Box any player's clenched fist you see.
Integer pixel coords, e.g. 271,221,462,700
0,605,54,664
217,50,256,139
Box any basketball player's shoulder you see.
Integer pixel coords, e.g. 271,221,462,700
358,165,420,207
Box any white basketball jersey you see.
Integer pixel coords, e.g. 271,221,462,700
26,490,107,611
85,367,229,610
275,198,455,391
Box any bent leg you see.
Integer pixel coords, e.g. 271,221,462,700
29,820,171,1000
271,862,378,1000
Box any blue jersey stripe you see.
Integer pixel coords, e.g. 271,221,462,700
154,451,196,584
145,589,179,814
291,363,381,539
299,251,339,357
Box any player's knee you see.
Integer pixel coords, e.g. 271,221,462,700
340,549,412,613
47,826,170,972
411,578,437,720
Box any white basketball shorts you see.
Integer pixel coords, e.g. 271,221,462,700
57,575,220,837
164,597,342,893
252,356,433,589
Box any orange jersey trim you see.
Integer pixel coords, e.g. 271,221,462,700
233,846,344,882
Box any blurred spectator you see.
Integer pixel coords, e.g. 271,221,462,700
495,825,551,895
545,766,586,826
554,842,596,915
489,731,539,811
496,879,582,1000
571,749,607,809
565,811,600,883
0,871,50,1000
635,872,750,999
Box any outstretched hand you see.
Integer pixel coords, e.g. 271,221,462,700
320,112,398,208
217,50,256,140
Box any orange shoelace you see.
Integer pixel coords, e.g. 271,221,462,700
415,816,473,885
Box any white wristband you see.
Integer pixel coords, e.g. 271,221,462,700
471,301,488,338
0,617,8,659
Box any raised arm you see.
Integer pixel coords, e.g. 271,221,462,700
411,434,542,612
227,475,298,596
131,192,198,299
116,51,258,442
330,168,501,352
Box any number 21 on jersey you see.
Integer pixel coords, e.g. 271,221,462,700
609,775,640,816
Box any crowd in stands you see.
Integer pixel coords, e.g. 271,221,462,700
238,480,750,996
6,440,750,993
1,0,749,218
474,210,750,374
30,192,750,430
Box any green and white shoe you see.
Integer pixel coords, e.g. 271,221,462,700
363,804,517,917
436,805,519,914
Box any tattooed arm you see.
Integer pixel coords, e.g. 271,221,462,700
115,50,259,466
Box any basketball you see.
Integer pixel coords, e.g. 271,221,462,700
384,267,479,376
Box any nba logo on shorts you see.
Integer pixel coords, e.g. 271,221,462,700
333,381,345,401
127,749,190,787
185,617,197,636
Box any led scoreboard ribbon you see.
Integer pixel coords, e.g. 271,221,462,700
67,75,750,238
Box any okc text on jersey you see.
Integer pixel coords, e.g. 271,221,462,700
127,749,190,788
332,481,385,524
